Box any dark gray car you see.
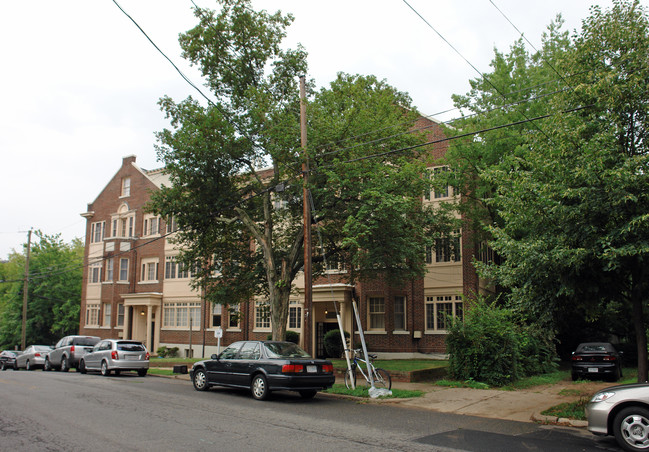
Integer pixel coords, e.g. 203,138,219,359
44,335,100,372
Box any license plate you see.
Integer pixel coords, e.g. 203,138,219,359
307,365,317,373
588,367,598,373
126,355,139,361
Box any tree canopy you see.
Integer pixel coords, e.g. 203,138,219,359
444,0,649,380
0,232,83,348
149,0,438,340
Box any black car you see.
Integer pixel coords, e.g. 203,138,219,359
189,341,335,400
571,342,623,382
0,350,22,371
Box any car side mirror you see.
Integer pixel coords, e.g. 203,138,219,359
211,354,218,360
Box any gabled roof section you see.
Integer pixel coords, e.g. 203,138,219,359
136,165,172,189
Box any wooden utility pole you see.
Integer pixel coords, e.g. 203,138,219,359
21,229,32,350
300,76,313,355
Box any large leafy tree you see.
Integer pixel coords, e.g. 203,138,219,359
478,0,649,380
149,0,436,340
0,232,83,348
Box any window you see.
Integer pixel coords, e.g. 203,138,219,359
163,302,201,329
368,297,385,330
89,263,101,284
212,304,222,328
119,258,129,281
166,216,179,234
165,257,190,279
426,232,461,264
143,216,160,236
86,304,100,327
121,177,131,197
106,258,113,282
255,301,270,329
433,166,450,198
425,295,463,331
289,301,302,329
239,342,260,360
394,296,406,331
103,303,111,327
141,259,159,282
228,305,240,329
90,221,105,243
116,304,125,327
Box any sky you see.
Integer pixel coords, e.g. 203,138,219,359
0,0,626,259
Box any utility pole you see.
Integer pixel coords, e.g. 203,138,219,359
21,229,32,350
300,75,313,355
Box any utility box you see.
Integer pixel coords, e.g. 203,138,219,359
173,365,188,374
413,331,422,339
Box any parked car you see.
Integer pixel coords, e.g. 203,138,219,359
189,341,335,400
587,383,649,452
16,345,52,370
44,335,100,372
0,350,22,371
571,342,623,382
79,339,149,377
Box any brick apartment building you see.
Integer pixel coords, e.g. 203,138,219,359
79,116,491,358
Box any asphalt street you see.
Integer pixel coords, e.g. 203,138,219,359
0,370,621,451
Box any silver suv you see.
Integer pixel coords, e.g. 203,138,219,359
80,339,149,377
44,335,100,372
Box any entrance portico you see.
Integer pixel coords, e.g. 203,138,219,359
121,292,162,353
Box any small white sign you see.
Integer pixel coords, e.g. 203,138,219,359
214,327,223,339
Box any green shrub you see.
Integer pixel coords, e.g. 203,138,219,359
156,346,179,358
446,297,557,387
323,329,350,358
266,331,300,344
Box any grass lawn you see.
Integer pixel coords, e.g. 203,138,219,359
540,368,639,420
331,359,447,373
148,368,177,376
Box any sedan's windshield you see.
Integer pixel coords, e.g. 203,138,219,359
264,342,311,359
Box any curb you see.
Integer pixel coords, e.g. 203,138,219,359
531,412,588,428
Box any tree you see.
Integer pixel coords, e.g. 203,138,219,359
0,232,83,348
476,1,649,381
149,0,437,340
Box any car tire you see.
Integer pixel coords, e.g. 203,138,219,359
13,362,18,370
137,369,147,377
60,356,69,373
1,362,5,371
571,372,578,381
100,360,111,377
609,367,621,382
192,368,209,391
251,374,269,401
43,359,51,372
26,360,31,371
79,360,87,374
299,390,317,399
614,406,649,452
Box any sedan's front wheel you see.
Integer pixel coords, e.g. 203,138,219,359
192,368,209,391
79,360,87,374
43,359,51,372
251,374,269,400
26,360,32,371
614,406,649,452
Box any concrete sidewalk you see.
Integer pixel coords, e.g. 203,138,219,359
152,368,609,427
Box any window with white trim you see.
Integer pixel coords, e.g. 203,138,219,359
426,231,461,264
89,262,101,284
423,166,452,200
103,303,111,327
255,301,270,329
368,297,385,330
289,300,302,329
394,296,406,331
425,295,463,331
86,304,100,327
105,258,113,282
212,303,222,328
121,177,131,197
166,216,179,234
116,303,125,327
90,221,105,243
119,258,129,281
140,258,159,282
163,302,201,329
228,305,240,329
143,215,160,237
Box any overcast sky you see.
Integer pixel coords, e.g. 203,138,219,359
0,0,625,259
